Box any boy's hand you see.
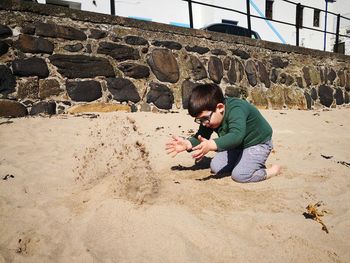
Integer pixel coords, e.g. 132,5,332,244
165,135,192,157
191,135,217,161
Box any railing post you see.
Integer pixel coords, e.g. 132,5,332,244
188,0,193,28
295,3,301,46
334,14,341,53
246,0,251,37
110,0,115,16
323,0,329,51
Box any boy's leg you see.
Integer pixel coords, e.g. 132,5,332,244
210,148,243,175
231,140,273,183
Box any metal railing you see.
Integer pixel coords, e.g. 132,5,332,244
183,0,350,53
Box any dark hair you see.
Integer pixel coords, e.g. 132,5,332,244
188,83,225,117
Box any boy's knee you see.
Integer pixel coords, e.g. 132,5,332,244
231,169,266,183
210,160,221,174
231,171,249,183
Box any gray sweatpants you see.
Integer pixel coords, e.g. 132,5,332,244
210,139,273,183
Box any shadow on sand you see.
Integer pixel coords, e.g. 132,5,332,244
171,157,230,181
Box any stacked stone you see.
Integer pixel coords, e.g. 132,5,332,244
0,9,349,118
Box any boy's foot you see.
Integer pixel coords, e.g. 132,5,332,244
265,164,281,180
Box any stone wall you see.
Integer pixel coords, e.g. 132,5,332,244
0,0,350,117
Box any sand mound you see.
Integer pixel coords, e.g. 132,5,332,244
73,115,159,204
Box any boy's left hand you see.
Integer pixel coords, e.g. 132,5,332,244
191,135,217,160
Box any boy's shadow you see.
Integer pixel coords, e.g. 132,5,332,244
170,156,229,181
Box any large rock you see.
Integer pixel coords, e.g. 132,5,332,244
97,42,140,61
309,67,320,85
0,25,12,39
117,63,150,79
302,67,311,86
39,79,63,99
12,57,49,78
304,91,312,110
66,80,102,102
49,54,115,78
0,99,28,117
283,87,307,109
346,73,350,91
270,68,279,83
319,67,328,84
270,57,288,68
337,70,345,87
296,77,305,89
0,40,9,56
181,80,199,109
231,49,250,60
327,68,336,84
266,85,284,109
334,88,344,105
185,45,209,54
124,36,148,46
318,84,334,107
63,43,84,52
345,92,349,104
279,73,294,86
17,77,39,99
89,29,107,39
106,78,141,103
227,59,237,84
147,82,174,110
225,85,248,99
14,34,54,54
223,57,231,71
208,56,223,84
245,60,257,87
35,22,87,40
152,40,182,50
250,87,268,109
227,58,245,84
257,61,270,88
147,49,179,83
225,86,240,98
185,55,207,81
30,101,56,115
211,49,227,56
0,65,16,96
310,87,318,100
21,24,35,35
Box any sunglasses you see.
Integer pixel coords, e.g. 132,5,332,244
194,111,214,125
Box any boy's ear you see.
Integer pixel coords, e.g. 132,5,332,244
216,103,225,113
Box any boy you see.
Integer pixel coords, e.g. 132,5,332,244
165,83,280,183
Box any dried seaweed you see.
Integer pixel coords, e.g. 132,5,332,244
304,201,329,233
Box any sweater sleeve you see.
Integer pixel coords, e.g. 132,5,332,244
188,124,214,148
214,107,246,151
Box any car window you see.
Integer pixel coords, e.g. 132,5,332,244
227,26,246,37
205,24,261,39
207,24,228,34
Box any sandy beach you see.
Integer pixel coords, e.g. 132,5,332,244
0,108,349,262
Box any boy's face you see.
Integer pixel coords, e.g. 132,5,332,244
194,103,225,129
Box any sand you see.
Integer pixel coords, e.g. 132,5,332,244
0,108,349,263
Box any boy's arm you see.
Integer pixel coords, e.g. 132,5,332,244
214,108,246,151
187,125,213,149
191,136,217,160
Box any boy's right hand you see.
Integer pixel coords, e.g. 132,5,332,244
165,135,192,157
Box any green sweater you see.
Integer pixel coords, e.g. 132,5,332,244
189,97,272,151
